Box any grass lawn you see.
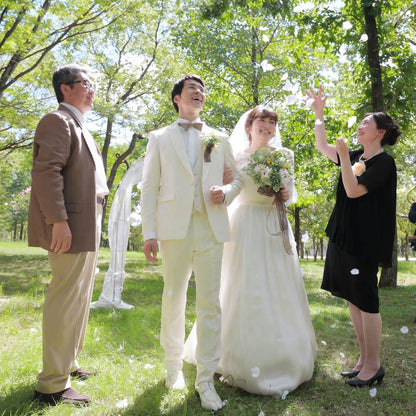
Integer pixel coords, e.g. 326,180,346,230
0,241,415,416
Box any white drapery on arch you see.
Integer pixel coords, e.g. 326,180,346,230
91,158,144,310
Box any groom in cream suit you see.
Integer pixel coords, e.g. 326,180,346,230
141,75,241,411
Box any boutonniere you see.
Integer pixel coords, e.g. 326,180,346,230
201,132,221,162
352,160,366,176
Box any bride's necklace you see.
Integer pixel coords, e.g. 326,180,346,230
359,148,383,162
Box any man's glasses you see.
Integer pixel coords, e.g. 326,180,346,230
65,79,94,90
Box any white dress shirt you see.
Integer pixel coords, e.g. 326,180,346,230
177,117,202,168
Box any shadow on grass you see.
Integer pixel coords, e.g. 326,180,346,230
0,383,41,416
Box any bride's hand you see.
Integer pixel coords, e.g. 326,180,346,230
280,186,290,202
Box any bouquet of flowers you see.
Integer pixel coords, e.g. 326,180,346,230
243,147,294,195
243,147,294,255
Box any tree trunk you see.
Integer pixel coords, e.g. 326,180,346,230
379,231,397,288
294,206,300,256
363,1,384,111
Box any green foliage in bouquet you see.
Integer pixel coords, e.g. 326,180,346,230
243,147,294,193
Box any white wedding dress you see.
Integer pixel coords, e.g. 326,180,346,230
184,151,317,395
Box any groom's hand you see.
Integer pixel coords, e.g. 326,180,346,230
210,186,225,205
143,238,158,262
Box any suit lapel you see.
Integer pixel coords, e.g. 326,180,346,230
169,123,193,175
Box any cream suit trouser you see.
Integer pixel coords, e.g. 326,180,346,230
159,211,223,385
36,204,102,394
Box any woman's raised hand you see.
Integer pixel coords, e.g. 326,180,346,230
306,85,327,117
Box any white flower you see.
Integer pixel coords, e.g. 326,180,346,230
279,169,291,185
315,119,323,126
360,34,368,42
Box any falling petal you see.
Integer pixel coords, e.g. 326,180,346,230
282,79,294,92
286,95,298,105
251,367,261,378
360,34,368,42
281,390,289,399
321,340,327,345
315,119,323,126
116,399,129,409
305,98,315,108
260,60,274,72
400,326,409,334
144,363,154,369
348,116,357,128
350,268,360,275
369,388,377,397
343,21,353,30
340,352,345,358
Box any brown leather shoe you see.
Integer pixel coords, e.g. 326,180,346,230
70,368,97,380
33,387,90,406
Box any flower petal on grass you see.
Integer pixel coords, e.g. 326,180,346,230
281,390,289,400
369,388,377,398
321,340,327,345
251,367,260,378
400,326,409,334
340,352,345,358
116,399,129,409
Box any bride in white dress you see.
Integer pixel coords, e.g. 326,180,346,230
184,106,317,396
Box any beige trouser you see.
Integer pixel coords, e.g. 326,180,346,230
35,204,102,394
159,211,223,385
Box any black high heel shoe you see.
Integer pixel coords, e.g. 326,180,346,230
340,369,360,378
345,367,385,387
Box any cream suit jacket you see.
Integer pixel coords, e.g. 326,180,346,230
141,122,242,243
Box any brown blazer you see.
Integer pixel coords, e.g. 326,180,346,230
28,105,99,253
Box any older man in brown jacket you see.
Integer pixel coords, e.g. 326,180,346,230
28,64,108,406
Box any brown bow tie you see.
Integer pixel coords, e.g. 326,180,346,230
178,122,203,131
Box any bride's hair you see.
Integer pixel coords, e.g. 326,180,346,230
245,106,278,142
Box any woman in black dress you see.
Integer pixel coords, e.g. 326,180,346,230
306,85,401,387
